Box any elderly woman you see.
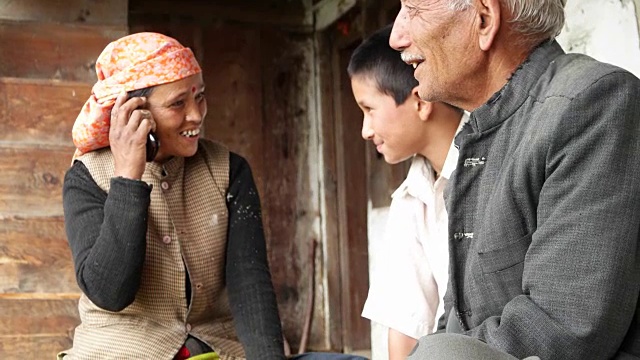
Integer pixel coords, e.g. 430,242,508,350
61,32,369,360
60,32,284,360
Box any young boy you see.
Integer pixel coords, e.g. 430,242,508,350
347,25,467,360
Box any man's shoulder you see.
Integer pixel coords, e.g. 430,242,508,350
532,52,639,100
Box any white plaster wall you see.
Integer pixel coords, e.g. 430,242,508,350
557,0,640,78
366,3,640,359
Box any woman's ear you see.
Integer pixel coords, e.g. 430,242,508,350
412,87,433,122
475,0,501,51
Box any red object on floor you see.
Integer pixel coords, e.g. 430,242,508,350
174,345,191,360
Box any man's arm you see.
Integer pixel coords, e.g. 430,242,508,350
469,71,640,359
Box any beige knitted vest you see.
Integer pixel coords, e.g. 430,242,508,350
64,139,245,360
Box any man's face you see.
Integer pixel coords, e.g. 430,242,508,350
390,0,478,105
351,75,426,164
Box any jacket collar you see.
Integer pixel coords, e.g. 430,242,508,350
470,40,565,133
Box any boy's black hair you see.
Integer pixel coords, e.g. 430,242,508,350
347,24,418,105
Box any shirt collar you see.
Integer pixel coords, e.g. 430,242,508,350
441,111,469,180
392,155,433,200
392,111,469,201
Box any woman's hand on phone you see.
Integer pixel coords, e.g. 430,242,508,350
109,92,156,180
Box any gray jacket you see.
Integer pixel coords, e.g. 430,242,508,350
444,40,640,359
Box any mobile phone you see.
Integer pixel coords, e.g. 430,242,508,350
146,131,159,162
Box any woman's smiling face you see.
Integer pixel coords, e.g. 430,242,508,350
146,73,207,163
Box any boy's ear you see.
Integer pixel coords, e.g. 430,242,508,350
412,87,432,121
475,0,501,51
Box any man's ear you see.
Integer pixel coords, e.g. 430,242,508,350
412,87,432,122
475,0,501,51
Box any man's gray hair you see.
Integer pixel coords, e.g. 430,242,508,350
448,0,567,42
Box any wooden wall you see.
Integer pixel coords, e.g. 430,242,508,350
0,1,127,358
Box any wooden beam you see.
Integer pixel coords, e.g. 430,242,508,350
0,21,126,83
0,216,78,294
0,298,79,336
0,144,74,217
0,0,127,26
0,293,80,300
336,42,371,352
0,298,78,360
316,31,344,351
0,78,90,146
0,334,74,358
129,0,311,30
260,27,326,351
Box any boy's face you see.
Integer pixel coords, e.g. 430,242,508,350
351,75,426,164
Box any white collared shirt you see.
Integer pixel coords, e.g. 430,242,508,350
361,112,469,339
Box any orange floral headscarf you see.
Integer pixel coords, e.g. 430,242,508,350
72,32,201,157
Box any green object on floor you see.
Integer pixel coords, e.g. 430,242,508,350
188,352,220,360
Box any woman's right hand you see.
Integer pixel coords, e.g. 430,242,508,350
109,92,156,180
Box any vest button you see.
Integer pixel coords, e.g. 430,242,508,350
195,283,203,290
162,235,171,244
161,181,170,190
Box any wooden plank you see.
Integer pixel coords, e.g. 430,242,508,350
317,30,344,350
0,217,78,294
0,21,127,83
129,0,310,30
0,0,127,26
199,23,265,196
0,334,74,359
336,43,371,352
0,298,79,336
0,293,80,300
0,145,74,217
0,298,78,360
260,27,324,352
0,78,90,146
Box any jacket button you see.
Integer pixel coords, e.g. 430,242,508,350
161,181,170,190
162,235,171,244
186,323,192,332
453,232,474,240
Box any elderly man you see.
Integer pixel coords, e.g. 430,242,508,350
389,1,640,359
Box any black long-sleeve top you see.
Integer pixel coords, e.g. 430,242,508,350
62,152,285,359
